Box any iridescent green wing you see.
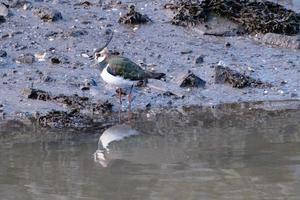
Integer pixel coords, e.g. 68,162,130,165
107,56,147,80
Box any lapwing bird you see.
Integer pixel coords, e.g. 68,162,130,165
94,40,165,109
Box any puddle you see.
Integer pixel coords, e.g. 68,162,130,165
1,106,300,199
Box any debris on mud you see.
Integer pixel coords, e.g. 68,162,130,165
21,88,114,127
178,71,206,88
38,109,93,128
92,100,113,114
165,0,208,26
119,5,151,25
74,1,93,9
166,0,300,35
215,65,271,88
34,7,62,22
52,94,89,109
253,33,300,49
22,88,51,101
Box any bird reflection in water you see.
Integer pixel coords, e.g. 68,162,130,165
93,124,140,167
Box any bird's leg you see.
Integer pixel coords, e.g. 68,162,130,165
128,84,134,111
116,88,122,123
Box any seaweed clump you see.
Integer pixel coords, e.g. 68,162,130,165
166,0,300,35
119,5,151,24
215,65,271,88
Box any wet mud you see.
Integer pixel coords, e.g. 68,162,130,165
0,0,299,127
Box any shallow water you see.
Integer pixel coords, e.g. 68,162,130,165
1,106,300,200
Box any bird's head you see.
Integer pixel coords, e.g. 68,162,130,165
94,47,110,63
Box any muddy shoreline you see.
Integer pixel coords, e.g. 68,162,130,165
0,0,299,128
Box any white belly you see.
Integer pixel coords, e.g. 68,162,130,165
101,66,136,87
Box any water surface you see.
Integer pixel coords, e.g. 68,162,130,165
1,106,300,200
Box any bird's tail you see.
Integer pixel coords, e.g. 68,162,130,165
147,72,166,80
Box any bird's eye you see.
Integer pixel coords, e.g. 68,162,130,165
95,53,101,58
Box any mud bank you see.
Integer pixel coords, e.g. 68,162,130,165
0,0,299,127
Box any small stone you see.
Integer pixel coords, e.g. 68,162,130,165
34,52,46,61
225,42,231,47
0,50,7,57
68,29,88,37
80,85,90,91
278,90,285,95
194,55,204,64
181,50,193,55
35,7,62,22
291,93,298,98
41,75,55,82
280,80,287,85
145,103,151,109
177,71,206,88
0,3,8,17
0,16,5,23
16,53,35,64
50,57,60,64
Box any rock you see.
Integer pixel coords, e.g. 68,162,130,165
215,65,271,88
0,3,8,17
194,55,204,64
22,88,51,101
119,5,151,24
0,50,7,57
35,7,62,22
177,71,206,88
15,53,35,64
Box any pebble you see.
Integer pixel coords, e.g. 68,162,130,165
16,53,35,64
50,57,60,64
0,3,8,17
225,42,231,47
0,50,7,57
35,7,62,22
194,55,204,64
